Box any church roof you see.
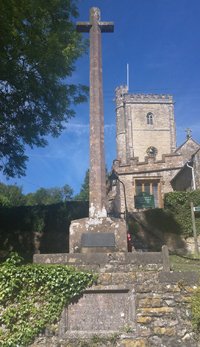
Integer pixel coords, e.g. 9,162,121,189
175,137,200,153
191,146,200,158
171,146,200,184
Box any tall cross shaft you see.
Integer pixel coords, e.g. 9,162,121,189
77,8,114,218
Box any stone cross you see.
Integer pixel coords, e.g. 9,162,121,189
77,8,114,219
185,128,192,139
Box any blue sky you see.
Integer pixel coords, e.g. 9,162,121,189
2,0,200,195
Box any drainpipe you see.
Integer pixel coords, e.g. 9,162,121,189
187,162,196,190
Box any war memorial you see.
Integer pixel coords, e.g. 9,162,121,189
33,8,200,347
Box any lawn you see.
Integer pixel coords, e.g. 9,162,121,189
170,254,200,273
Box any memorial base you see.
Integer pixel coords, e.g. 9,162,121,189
69,217,127,253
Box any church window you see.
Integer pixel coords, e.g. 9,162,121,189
136,182,142,195
144,182,150,194
135,179,160,208
147,112,153,125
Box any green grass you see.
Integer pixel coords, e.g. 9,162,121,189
170,254,200,272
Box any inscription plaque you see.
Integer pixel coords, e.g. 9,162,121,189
81,233,115,247
66,290,135,331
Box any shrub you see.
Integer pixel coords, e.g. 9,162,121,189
192,288,200,332
164,191,200,237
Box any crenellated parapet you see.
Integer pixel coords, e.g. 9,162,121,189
113,152,183,174
115,88,174,105
127,93,173,103
115,85,128,108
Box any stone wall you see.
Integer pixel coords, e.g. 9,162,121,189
170,148,200,191
32,252,200,347
193,150,200,189
111,154,183,212
171,165,192,191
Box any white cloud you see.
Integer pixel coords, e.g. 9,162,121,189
65,123,89,135
65,122,115,135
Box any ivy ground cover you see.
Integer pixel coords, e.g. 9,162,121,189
0,253,95,347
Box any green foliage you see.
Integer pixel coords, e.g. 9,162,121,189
0,183,26,207
0,182,74,207
25,184,74,205
192,288,200,332
164,190,200,236
0,253,96,346
0,0,88,177
74,169,89,201
0,194,10,207
0,201,89,261
73,168,108,202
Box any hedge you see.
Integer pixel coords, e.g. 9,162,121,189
164,190,200,237
0,201,88,262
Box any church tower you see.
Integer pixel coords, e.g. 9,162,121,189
112,84,199,213
115,86,176,164
112,86,181,211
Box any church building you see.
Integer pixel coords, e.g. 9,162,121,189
110,85,200,215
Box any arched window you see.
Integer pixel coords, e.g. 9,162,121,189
146,112,153,125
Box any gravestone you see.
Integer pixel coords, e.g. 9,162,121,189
69,8,127,253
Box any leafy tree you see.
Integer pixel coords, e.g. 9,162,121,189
0,0,88,177
74,168,110,201
25,184,73,205
74,169,89,201
0,183,25,206
0,182,73,206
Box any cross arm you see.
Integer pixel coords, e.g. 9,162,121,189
76,21,114,33
76,22,91,32
99,22,114,33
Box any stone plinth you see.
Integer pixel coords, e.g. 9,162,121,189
33,251,165,270
69,217,127,253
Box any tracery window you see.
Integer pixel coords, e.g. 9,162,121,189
146,112,153,125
